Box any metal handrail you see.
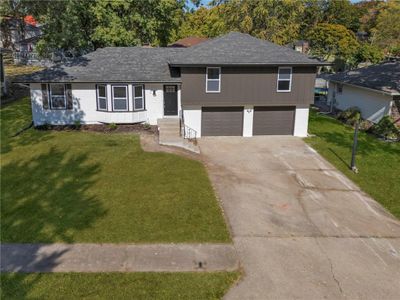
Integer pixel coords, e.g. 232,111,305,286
179,110,197,144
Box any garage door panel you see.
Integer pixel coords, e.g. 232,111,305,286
202,107,243,136
253,106,295,135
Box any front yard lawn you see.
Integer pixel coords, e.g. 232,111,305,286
1,97,231,243
305,109,400,218
1,272,240,299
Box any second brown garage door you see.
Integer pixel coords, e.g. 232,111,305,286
253,106,295,135
202,107,243,136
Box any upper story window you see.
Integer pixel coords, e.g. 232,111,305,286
133,85,144,111
50,83,66,109
97,84,107,111
277,67,292,92
112,85,128,111
206,67,221,93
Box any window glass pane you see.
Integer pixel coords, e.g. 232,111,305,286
51,96,66,108
113,87,126,98
114,98,127,110
278,68,291,80
99,97,107,110
165,86,176,93
51,84,65,96
278,80,290,91
134,85,143,97
207,80,220,91
98,85,106,98
134,98,144,110
207,68,219,80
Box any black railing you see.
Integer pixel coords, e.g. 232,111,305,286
179,110,197,144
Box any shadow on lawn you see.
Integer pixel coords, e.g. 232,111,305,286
1,147,106,295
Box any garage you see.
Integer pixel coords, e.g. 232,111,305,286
253,106,295,135
202,107,243,136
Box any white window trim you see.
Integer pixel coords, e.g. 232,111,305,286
96,84,108,111
133,84,145,111
112,85,128,112
277,67,292,93
206,67,221,93
49,83,67,110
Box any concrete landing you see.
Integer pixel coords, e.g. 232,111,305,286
157,118,200,153
1,243,238,273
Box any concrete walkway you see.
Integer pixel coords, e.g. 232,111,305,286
199,137,400,300
157,118,200,153
1,243,238,272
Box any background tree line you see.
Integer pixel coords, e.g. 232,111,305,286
1,0,399,68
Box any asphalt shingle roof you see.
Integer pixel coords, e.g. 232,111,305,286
16,47,184,83
16,32,328,83
329,61,400,95
170,32,327,66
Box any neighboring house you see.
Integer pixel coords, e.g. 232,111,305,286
169,37,208,48
287,40,310,54
327,61,400,124
16,32,328,137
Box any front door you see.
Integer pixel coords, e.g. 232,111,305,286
164,85,178,116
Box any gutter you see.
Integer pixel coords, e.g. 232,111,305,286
169,62,332,67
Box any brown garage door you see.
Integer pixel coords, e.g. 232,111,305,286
202,107,243,136
253,106,295,135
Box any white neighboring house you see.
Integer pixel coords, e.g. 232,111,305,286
16,32,329,137
327,61,400,124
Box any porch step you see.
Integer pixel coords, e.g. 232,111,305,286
157,118,200,154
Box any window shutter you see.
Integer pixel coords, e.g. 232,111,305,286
41,84,49,109
65,84,73,109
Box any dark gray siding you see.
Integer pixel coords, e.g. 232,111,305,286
181,66,316,106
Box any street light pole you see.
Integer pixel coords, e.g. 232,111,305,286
351,121,359,173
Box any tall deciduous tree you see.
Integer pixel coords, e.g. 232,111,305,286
177,6,226,39
91,0,185,47
307,23,359,61
371,0,400,56
222,0,304,45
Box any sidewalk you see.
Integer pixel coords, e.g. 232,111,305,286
1,243,238,273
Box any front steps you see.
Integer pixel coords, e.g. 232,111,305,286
157,118,200,153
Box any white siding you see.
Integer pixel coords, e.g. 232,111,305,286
30,83,180,126
183,106,202,137
242,106,254,137
293,108,309,137
328,83,392,123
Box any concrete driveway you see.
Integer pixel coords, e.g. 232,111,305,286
199,136,400,300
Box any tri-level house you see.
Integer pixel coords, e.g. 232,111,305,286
17,32,328,137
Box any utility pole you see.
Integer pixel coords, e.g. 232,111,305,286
351,121,359,173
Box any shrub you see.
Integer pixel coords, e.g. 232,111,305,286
337,107,361,126
74,120,81,129
108,123,118,131
369,116,399,140
143,122,151,130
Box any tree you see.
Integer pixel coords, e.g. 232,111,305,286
222,0,304,45
371,0,400,56
353,43,384,65
177,6,226,39
91,0,185,47
324,0,362,33
307,23,359,61
35,0,95,57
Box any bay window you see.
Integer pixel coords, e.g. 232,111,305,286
112,85,128,111
133,85,144,111
97,84,107,111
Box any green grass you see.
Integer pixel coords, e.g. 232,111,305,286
1,98,231,243
305,109,400,218
0,272,240,299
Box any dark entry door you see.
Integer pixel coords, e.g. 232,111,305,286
164,85,178,116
